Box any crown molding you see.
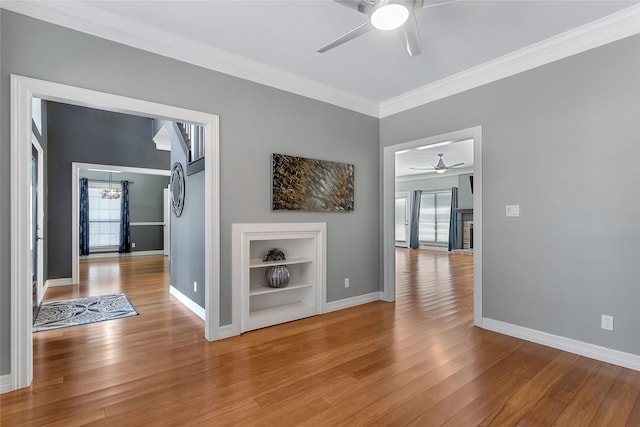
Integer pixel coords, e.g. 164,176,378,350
0,1,380,117
379,4,640,117
2,2,638,119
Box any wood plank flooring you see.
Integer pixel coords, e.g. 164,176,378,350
1,250,639,426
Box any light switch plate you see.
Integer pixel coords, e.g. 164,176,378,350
506,205,520,217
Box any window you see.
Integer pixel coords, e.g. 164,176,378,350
88,181,121,250
419,191,451,245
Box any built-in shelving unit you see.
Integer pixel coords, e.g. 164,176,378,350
232,223,326,333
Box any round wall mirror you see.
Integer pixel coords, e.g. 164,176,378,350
169,162,185,217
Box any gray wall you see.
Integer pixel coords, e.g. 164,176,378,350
0,10,380,374
381,35,640,355
80,170,169,252
46,101,170,278
170,129,206,307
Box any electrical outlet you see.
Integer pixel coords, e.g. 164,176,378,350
601,314,614,331
344,278,350,288
131,242,136,248
506,205,520,217
193,281,197,292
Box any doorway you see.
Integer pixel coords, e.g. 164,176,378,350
381,126,483,326
72,163,172,284
9,75,220,392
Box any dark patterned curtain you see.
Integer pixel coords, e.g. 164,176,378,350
118,181,131,253
409,190,422,249
79,178,90,256
448,187,459,251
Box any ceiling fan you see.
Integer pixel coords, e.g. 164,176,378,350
410,153,464,174
317,0,456,57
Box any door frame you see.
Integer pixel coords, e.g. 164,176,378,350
382,126,483,327
10,75,221,391
31,134,45,305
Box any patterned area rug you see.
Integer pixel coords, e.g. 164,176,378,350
33,293,138,332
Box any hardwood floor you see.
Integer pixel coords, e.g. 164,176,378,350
2,251,639,426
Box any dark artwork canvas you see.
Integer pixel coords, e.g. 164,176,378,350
271,153,354,212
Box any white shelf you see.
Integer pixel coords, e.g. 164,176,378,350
250,281,313,296
249,257,313,268
247,302,316,329
232,222,327,333
250,302,315,317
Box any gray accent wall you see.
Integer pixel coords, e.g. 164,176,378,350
381,35,640,356
46,101,170,279
170,130,206,308
0,10,380,374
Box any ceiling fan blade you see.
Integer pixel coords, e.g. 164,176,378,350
448,163,465,168
399,13,421,56
317,22,372,53
419,0,459,9
410,167,436,171
333,0,370,14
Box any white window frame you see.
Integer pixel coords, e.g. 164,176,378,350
418,190,451,247
86,180,121,251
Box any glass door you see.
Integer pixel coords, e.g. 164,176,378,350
395,193,409,247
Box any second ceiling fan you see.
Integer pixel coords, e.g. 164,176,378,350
317,0,455,57
411,153,464,174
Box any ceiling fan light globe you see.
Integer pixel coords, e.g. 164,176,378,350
370,3,410,31
436,169,446,174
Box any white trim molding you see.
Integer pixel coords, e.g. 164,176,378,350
2,2,637,118
9,75,221,393
44,278,73,287
169,286,205,321
326,292,383,313
380,4,640,117
82,250,166,260
218,325,238,339
0,375,11,394
0,0,378,117
483,318,640,372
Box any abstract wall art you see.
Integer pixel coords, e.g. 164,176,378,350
271,153,354,212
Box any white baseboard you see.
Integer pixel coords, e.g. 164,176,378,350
420,245,448,252
483,318,640,372
83,250,166,259
326,291,383,313
169,285,205,320
218,324,238,339
0,374,12,393
216,292,383,340
45,277,73,287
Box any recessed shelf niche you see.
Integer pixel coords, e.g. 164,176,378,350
232,223,327,333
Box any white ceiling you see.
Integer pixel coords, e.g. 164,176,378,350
3,1,638,117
